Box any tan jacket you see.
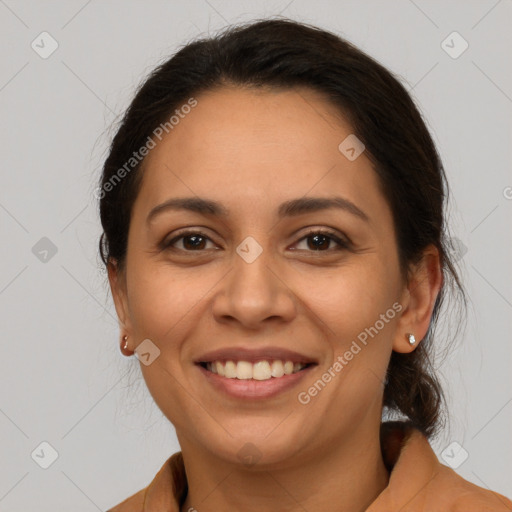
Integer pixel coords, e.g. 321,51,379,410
107,422,512,511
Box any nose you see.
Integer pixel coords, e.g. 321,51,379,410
211,244,297,330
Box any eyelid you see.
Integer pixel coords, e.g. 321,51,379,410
160,228,217,251
292,227,351,251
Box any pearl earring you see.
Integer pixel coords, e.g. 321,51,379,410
407,333,416,345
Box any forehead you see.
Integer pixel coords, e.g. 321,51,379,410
133,86,388,224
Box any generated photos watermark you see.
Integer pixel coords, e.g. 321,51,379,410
297,301,403,405
94,97,198,199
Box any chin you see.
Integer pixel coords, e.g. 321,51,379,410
194,418,312,469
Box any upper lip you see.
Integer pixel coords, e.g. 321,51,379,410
195,347,318,365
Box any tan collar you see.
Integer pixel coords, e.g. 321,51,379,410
115,421,512,512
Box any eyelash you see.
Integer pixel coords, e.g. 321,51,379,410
162,228,351,253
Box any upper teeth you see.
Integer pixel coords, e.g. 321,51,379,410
205,360,306,380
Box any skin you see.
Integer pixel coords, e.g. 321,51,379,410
108,86,443,512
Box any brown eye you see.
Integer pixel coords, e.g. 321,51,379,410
181,234,208,250
294,229,350,252
306,233,330,251
162,231,215,251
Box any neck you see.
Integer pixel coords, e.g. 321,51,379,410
179,419,389,512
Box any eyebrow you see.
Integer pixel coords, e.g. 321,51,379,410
146,196,370,224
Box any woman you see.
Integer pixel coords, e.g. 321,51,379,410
99,18,512,512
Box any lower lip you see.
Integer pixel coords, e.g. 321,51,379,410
196,364,316,400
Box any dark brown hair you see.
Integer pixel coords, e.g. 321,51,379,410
98,17,467,438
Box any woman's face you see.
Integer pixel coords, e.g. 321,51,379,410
110,86,424,467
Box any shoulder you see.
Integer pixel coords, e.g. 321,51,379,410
106,488,146,512
426,462,512,511
105,452,185,512
372,422,512,511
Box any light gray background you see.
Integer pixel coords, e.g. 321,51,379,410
0,1,511,510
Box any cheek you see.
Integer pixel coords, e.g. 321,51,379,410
307,264,398,412
303,260,396,334
129,267,210,429
125,262,203,339
299,254,400,397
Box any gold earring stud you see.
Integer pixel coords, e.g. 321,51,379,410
120,335,133,356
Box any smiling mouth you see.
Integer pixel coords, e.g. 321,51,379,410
199,359,315,381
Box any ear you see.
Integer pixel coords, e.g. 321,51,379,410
393,244,443,353
107,259,133,348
